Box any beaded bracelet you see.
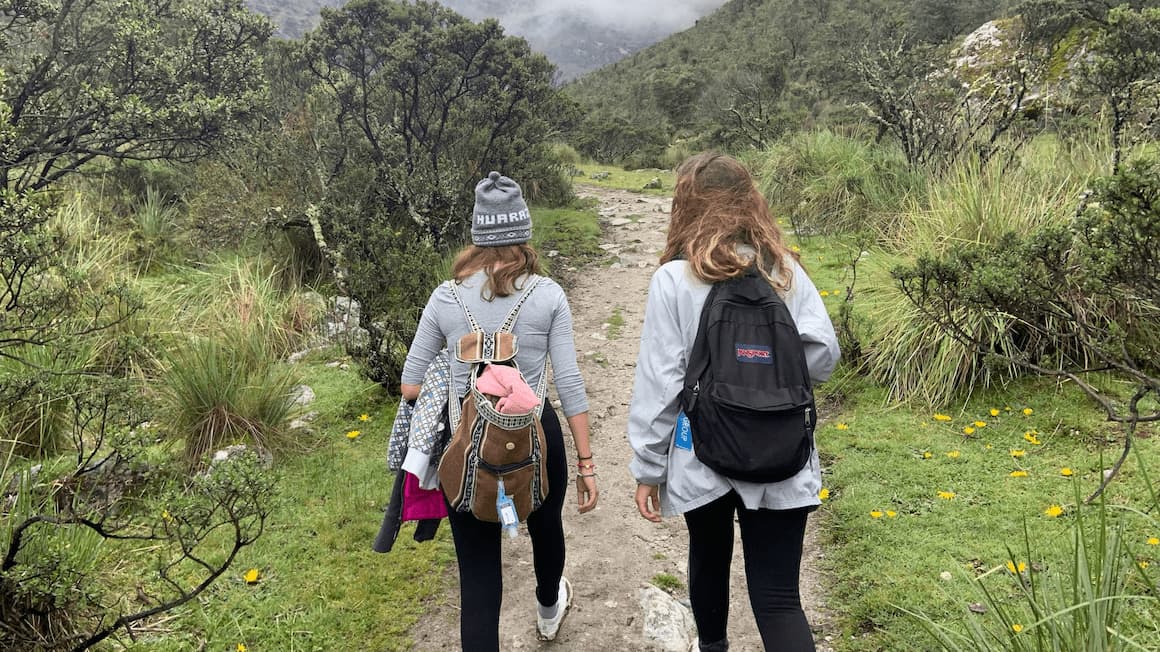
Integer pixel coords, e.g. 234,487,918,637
577,462,596,471
577,454,594,461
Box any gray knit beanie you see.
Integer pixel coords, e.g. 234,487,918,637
472,171,532,247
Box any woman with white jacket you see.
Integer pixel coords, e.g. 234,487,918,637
628,153,840,652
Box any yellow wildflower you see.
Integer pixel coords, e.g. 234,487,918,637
161,509,173,522
346,430,361,440
1146,536,1159,546
1010,470,1029,478
974,420,987,428
1139,560,1150,570
243,568,260,584
835,422,849,430
1011,449,1026,458
946,450,961,459
359,413,370,422
933,413,952,422
886,510,897,518
1006,561,1027,574
833,289,842,295
1045,504,1064,518
870,510,883,519
1023,408,1034,416
922,451,933,459
1012,624,1024,633
963,426,976,435
819,488,830,501
990,408,1000,417
937,491,956,500
1023,432,1041,445
791,245,801,253
1061,467,1074,477
237,645,247,652
819,290,830,297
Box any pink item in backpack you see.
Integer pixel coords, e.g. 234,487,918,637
475,363,541,415
402,472,448,521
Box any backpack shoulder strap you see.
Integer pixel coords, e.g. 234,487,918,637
498,275,543,333
446,280,482,333
685,281,722,390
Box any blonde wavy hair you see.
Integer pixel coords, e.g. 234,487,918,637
660,152,796,292
451,244,542,300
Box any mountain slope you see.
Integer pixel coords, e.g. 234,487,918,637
564,0,1020,159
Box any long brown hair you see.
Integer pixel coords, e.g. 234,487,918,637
661,152,796,292
451,244,543,300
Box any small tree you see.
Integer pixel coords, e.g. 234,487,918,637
291,0,575,384
0,0,273,194
1078,6,1160,171
850,34,1040,172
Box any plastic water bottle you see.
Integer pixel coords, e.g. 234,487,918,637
496,478,519,539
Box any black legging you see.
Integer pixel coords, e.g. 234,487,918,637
684,492,815,651
444,404,568,652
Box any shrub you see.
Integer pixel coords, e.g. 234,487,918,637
550,142,583,166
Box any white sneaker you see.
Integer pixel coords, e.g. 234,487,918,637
536,576,573,641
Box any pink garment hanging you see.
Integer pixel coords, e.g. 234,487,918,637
402,472,447,521
475,363,541,414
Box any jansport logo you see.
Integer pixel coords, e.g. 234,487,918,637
736,343,773,365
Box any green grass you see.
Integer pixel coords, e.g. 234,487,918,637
530,200,604,270
814,376,1160,651
129,362,454,651
605,307,625,340
651,572,686,594
575,163,675,195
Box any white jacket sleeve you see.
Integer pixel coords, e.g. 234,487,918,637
628,268,687,486
785,261,841,383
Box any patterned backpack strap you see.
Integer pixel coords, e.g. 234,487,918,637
498,275,542,333
446,280,483,333
499,276,550,417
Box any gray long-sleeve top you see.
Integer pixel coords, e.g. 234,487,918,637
628,259,840,516
401,271,589,418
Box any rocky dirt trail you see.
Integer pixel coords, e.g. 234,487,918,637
410,186,834,651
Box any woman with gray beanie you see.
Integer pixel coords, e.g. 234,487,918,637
400,171,597,649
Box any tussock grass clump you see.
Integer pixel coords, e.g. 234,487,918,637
755,130,925,238
163,330,298,466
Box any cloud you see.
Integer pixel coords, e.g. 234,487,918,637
443,0,728,39
514,0,726,33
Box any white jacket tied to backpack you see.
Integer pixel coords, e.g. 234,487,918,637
628,259,840,517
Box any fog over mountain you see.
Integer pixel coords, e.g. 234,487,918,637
439,0,728,79
248,0,729,79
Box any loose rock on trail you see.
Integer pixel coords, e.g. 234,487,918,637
409,185,834,651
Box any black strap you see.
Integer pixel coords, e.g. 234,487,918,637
685,282,722,389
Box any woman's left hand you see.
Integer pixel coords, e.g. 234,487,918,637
576,474,598,513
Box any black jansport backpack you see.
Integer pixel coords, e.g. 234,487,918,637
680,270,816,483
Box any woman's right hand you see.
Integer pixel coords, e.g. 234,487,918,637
634,484,662,523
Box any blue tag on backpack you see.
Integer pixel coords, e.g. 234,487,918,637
674,410,693,451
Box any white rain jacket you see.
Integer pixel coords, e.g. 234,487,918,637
627,259,840,516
